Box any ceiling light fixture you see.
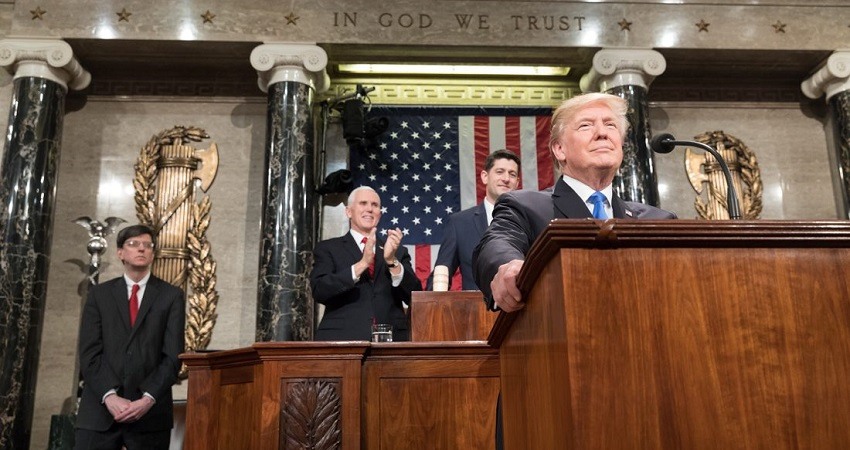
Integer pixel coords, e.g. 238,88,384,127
337,63,570,77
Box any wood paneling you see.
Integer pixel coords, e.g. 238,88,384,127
494,220,850,450
410,291,496,341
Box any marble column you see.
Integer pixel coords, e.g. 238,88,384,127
250,43,329,342
802,51,850,219
0,38,90,450
580,49,667,206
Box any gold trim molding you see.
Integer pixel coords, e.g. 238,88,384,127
325,77,577,106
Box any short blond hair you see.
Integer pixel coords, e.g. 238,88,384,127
548,93,629,149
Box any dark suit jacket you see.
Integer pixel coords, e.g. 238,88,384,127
473,178,677,309
429,203,488,291
310,232,422,341
76,275,185,432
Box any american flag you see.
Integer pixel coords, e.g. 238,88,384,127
350,106,554,288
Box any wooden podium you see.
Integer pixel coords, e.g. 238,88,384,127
410,291,495,341
488,220,850,449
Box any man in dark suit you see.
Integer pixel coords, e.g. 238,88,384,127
75,224,185,450
473,92,677,450
311,186,421,341
428,149,521,291
474,93,677,312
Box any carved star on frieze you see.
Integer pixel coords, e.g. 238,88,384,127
772,20,786,33
116,8,131,22
285,12,299,25
201,10,216,24
695,19,710,32
30,6,46,20
618,18,632,31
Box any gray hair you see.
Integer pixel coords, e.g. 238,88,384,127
346,185,379,205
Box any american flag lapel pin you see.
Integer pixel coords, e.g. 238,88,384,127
625,209,633,217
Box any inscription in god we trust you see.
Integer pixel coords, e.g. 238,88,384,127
333,12,587,31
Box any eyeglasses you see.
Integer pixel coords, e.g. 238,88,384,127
124,240,155,249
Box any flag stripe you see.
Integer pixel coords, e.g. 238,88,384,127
458,116,476,211
505,116,522,189
474,116,490,205
519,116,538,190
536,115,554,189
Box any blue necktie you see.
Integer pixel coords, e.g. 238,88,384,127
588,191,608,219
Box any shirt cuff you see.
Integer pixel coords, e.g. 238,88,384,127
101,389,117,404
390,265,404,287
143,392,156,403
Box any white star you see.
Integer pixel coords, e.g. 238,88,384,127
402,206,410,213
413,217,421,225
424,228,432,236
445,206,453,214
422,121,431,129
435,217,443,225
401,184,409,192
391,217,399,225
434,174,442,181
391,195,399,203
379,185,387,192
412,173,420,181
403,228,410,235
379,142,388,150
423,163,431,171
401,163,409,170
401,142,409,149
443,142,452,150
381,206,387,213
423,184,431,192
391,174,399,181
390,131,399,139
391,152,399,160
444,163,452,171
369,174,376,181
411,131,420,139
400,121,409,128
380,228,387,235
424,206,431,214
423,142,431,149
369,153,377,160
412,152,420,160
358,163,366,170
443,122,451,129
435,195,442,203
433,131,442,139
412,195,420,203
445,185,453,192
433,153,442,160
380,163,387,171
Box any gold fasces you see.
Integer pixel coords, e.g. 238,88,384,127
134,126,220,377
684,131,763,220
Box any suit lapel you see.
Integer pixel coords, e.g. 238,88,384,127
473,203,488,236
132,277,159,333
341,233,362,265
612,196,634,219
111,278,132,332
551,178,594,219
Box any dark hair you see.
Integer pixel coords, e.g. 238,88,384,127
116,224,155,248
483,149,521,172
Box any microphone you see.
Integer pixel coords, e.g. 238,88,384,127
650,133,742,220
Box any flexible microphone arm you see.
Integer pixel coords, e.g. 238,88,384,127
650,133,743,220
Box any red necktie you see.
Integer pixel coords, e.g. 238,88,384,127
129,284,140,326
361,237,374,278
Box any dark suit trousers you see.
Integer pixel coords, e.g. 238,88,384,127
74,424,170,450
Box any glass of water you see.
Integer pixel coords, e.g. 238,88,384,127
371,323,393,342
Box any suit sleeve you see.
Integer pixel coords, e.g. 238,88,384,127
78,287,121,399
473,193,536,309
139,285,185,401
310,240,359,307
427,215,461,290
393,244,422,303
